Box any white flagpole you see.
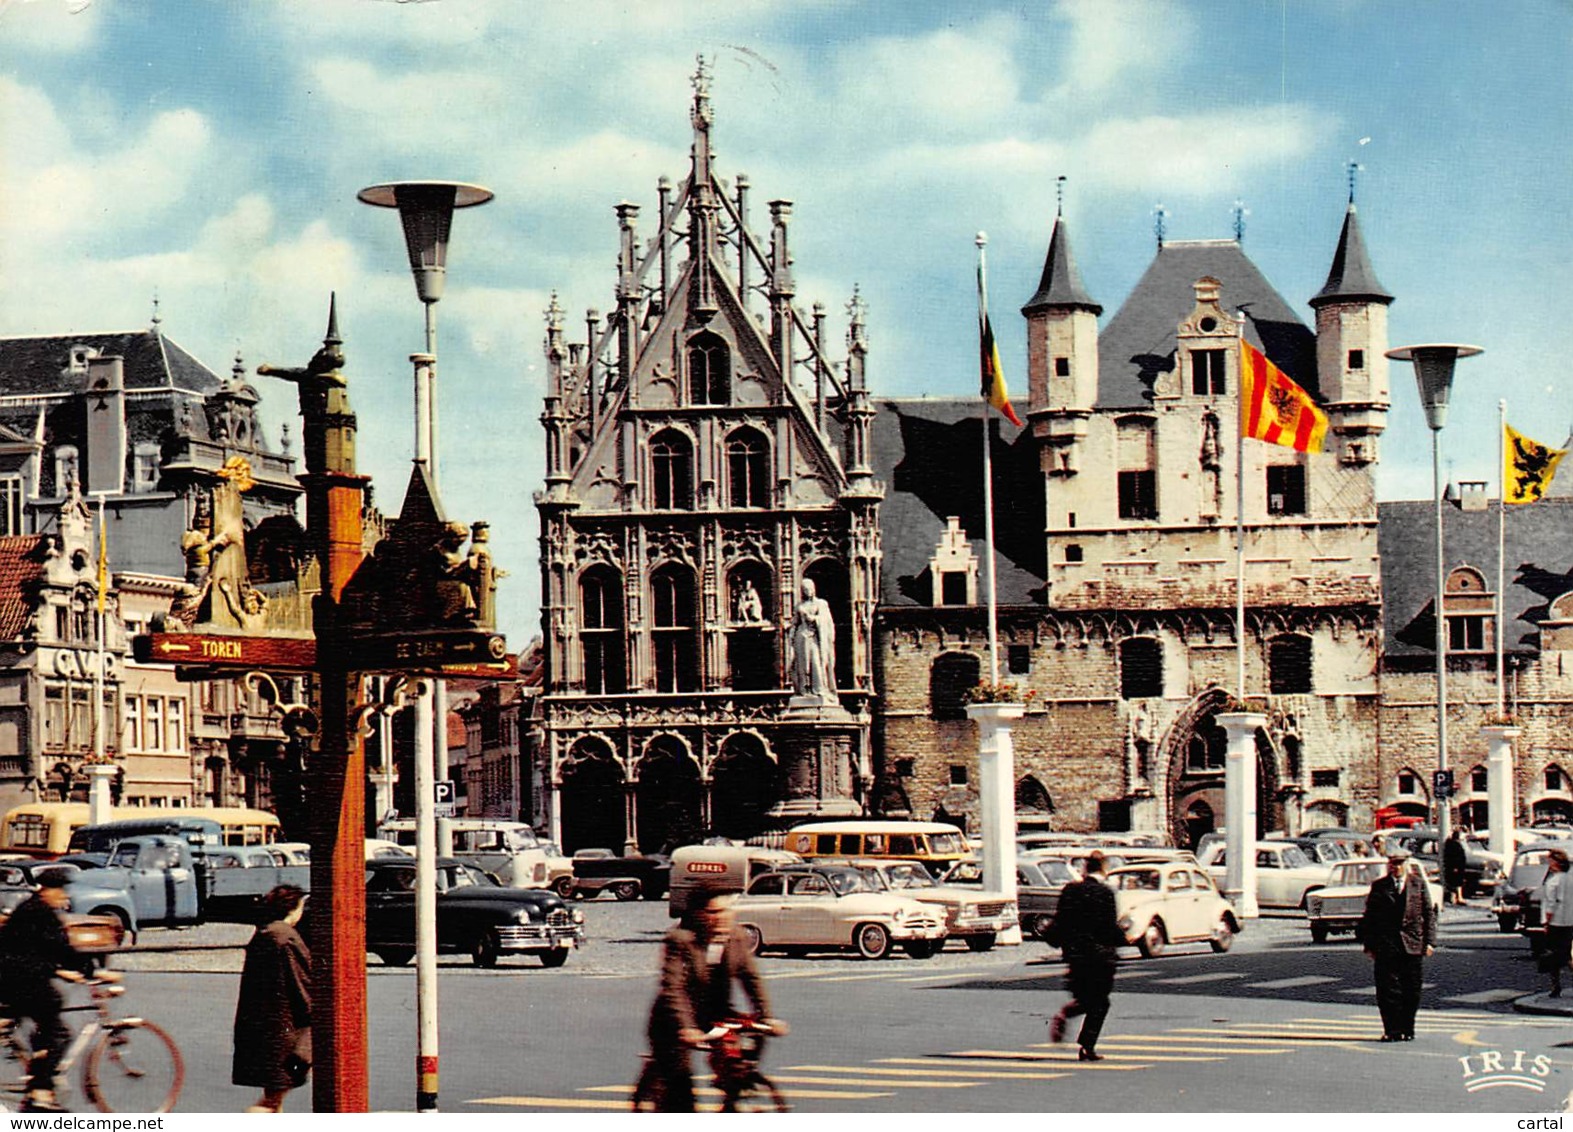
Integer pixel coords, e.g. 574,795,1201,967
1235,318,1248,703
1497,399,1507,717
977,233,1001,685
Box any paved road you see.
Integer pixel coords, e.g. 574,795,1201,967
78,898,1573,1113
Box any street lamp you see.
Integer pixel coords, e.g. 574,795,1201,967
359,179,492,1114
1386,343,1482,847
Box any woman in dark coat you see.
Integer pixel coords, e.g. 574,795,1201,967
232,885,311,1113
1443,831,1468,905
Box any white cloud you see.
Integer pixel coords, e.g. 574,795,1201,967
830,21,1021,132
0,0,103,52
1050,0,1191,96
1077,105,1333,194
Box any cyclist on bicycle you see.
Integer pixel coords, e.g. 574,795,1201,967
0,871,91,1112
644,886,786,1112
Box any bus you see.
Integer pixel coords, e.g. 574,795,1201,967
775,820,971,877
0,802,282,858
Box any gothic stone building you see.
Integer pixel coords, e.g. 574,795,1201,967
535,72,882,854
874,204,1391,847
874,200,1573,845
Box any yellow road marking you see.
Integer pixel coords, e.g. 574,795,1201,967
1025,1045,1224,1061
467,1097,634,1110
913,1053,1145,1072
1093,1041,1289,1055
797,1064,1070,1081
1169,1028,1370,1043
769,1075,978,1089
580,1083,894,1100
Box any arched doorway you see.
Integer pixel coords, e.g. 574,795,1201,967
1162,691,1282,850
636,736,702,853
710,733,781,840
559,738,625,855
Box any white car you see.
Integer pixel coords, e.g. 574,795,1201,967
1305,858,1444,943
1107,861,1241,957
1200,840,1332,909
734,864,948,960
837,859,1017,952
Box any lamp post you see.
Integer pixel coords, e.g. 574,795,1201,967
358,180,492,1114
1386,343,1482,847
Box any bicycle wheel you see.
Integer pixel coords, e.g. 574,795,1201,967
736,1071,789,1113
83,1020,184,1113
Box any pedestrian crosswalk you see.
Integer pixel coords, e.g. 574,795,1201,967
464,1007,1568,1110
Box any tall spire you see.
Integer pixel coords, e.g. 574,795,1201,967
1021,208,1101,317
1310,201,1393,308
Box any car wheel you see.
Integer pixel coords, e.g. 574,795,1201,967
965,933,997,953
1137,919,1166,958
552,876,575,899
1210,918,1235,953
904,939,939,959
610,880,641,902
741,924,764,956
1299,888,1323,912
376,948,414,967
539,949,569,969
1030,914,1055,943
855,922,892,960
1498,913,1519,934
1310,922,1329,945
472,929,501,969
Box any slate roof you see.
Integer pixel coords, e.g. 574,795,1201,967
1310,204,1392,308
1095,240,1319,410
1378,496,1573,660
870,398,1045,608
0,535,43,641
1022,215,1101,315
0,330,222,397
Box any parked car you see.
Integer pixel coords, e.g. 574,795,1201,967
1492,841,1562,936
570,848,672,901
836,859,1016,952
1378,827,1506,896
1106,861,1242,957
1022,845,1196,878
732,864,947,960
1199,841,1331,909
365,838,413,860
1305,858,1444,943
945,856,1080,942
364,857,584,968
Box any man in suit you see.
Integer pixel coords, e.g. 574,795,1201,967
1047,851,1126,1062
1358,850,1437,1041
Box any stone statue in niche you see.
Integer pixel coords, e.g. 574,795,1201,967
733,579,765,625
790,578,836,700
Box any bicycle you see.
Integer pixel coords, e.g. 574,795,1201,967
631,1016,788,1113
1,971,184,1113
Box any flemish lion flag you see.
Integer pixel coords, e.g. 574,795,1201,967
1504,422,1567,504
978,269,1022,427
1239,340,1328,453
96,508,108,614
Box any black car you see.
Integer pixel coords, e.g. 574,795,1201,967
570,849,672,901
364,857,585,968
1381,827,1505,897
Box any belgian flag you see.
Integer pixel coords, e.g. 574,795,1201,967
978,268,1022,427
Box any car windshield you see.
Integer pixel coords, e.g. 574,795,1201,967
438,864,496,891
1110,869,1161,891
1036,859,1077,884
1340,861,1385,885
1512,853,1552,886
928,833,965,855
881,864,935,890
824,870,880,896
1280,846,1314,868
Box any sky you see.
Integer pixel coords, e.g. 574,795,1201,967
2,0,1571,647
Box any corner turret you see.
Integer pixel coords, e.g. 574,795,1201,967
1022,203,1101,476
1311,200,1393,466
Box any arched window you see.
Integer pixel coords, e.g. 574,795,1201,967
726,428,770,509
1268,634,1313,694
651,563,699,693
930,652,981,720
1187,714,1226,773
650,429,693,510
580,565,625,694
687,331,731,405
1119,637,1163,699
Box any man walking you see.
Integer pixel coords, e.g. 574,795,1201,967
1046,851,1125,1062
1358,851,1437,1041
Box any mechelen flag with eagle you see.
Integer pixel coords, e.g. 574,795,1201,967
1504,422,1567,503
1239,340,1328,454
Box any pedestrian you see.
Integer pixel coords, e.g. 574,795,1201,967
232,884,312,1113
641,888,785,1111
1045,850,1126,1062
0,871,92,1111
1357,851,1437,1041
1539,848,1573,997
1443,830,1468,906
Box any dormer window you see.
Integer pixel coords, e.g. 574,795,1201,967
133,442,160,493
1191,349,1226,395
1444,566,1492,654
928,517,978,606
53,446,78,496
